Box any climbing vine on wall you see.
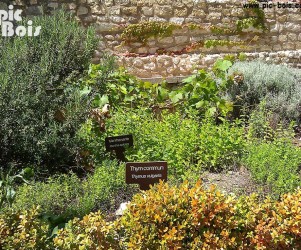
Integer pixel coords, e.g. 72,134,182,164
204,40,246,49
119,0,266,53
120,21,180,44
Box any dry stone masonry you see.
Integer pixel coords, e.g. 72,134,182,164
2,0,300,78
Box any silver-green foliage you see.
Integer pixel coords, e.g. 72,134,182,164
227,61,301,122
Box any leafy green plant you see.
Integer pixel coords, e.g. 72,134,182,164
120,21,179,43
103,110,200,183
11,160,129,221
0,166,33,209
247,101,275,140
79,108,200,182
243,139,301,197
170,68,233,117
80,108,245,182
80,62,233,118
0,11,97,172
238,52,247,61
164,59,234,117
204,39,245,48
12,173,83,219
236,17,262,32
79,65,170,110
196,118,246,171
238,0,266,32
222,53,247,64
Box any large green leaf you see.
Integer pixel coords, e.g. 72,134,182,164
170,92,183,103
124,95,135,102
119,86,127,94
6,187,16,200
100,94,109,106
80,86,92,96
158,87,169,101
143,81,153,89
195,100,205,108
214,59,232,71
182,75,196,84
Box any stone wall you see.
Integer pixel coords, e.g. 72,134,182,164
1,0,300,78
120,50,301,79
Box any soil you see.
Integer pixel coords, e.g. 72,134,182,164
201,166,272,199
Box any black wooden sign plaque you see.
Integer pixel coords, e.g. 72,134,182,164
126,161,168,190
105,134,133,151
105,134,133,162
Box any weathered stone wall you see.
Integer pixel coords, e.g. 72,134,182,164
1,0,300,78
120,50,301,79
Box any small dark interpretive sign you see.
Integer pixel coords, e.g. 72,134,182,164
126,161,167,190
105,134,133,151
105,134,133,162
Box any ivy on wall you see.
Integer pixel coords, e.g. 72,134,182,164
119,0,266,52
120,21,180,44
204,40,246,49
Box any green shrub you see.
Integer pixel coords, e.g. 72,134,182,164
197,118,246,171
79,109,201,182
0,11,97,171
12,161,128,220
227,61,301,122
80,109,245,182
243,139,301,197
82,160,132,215
12,173,83,219
78,65,158,109
246,101,276,140
0,207,52,249
112,110,200,180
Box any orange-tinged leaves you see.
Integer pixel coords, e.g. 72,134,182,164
5,181,301,249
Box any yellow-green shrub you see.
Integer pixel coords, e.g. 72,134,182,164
0,206,52,249
117,181,259,249
117,182,301,249
253,190,301,249
3,183,301,249
53,211,118,250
